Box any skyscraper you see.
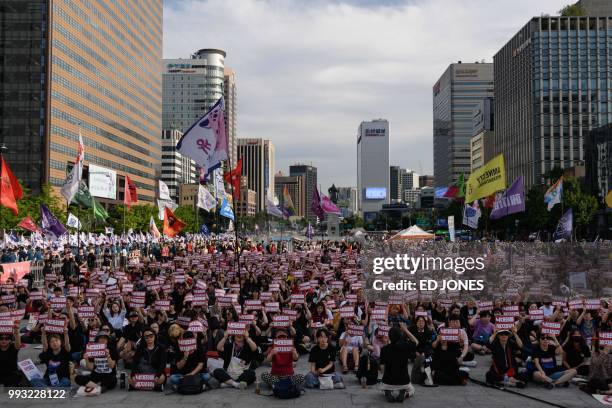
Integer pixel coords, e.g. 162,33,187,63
289,164,318,222
493,16,612,187
357,119,390,221
237,138,275,213
433,62,493,186
161,129,196,201
274,171,305,217
224,68,238,169
1,0,163,201
389,166,402,202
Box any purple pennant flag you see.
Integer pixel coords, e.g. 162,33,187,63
490,176,525,220
40,204,67,240
311,185,324,220
320,194,341,215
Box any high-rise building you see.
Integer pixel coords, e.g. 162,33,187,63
401,170,419,191
577,0,612,16
493,16,612,188
1,0,163,201
420,186,435,209
162,49,226,132
433,62,494,186
419,175,435,188
336,187,358,218
289,164,318,221
389,166,402,202
585,124,611,200
237,138,275,213
357,119,390,221
237,177,257,217
224,68,238,169
274,171,305,217
403,188,421,208
161,129,196,201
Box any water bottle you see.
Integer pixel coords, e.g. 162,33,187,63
255,380,261,395
503,374,509,387
120,371,126,389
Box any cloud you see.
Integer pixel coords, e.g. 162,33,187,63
164,0,567,191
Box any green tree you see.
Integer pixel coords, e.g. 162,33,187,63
520,186,550,234
564,177,599,237
0,184,66,230
559,4,585,16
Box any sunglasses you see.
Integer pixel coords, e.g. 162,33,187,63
144,334,155,339
541,336,552,340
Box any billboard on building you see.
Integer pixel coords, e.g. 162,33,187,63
88,164,117,199
365,187,386,199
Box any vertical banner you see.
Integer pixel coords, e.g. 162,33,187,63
448,216,455,242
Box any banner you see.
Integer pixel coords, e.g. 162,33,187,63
67,213,81,229
462,200,481,229
163,207,186,238
197,185,217,211
0,157,20,215
89,164,117,200
465,154,506,203
266,197,284,218
40,204,67,240
490,175,525,220
124,175,138,208
159,180,171,201
448,216,455,242
157,199,178,220
220,197,234,221
17,216,39,233
554,208,573,241
0,261,30,284
176,97,228,175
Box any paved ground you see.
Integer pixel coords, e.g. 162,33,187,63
1,343,603,408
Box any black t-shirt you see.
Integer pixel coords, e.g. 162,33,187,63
533,346,559,375
0,344,19,376
40,348,71,379
308,345,336,374
87,345,119,375
563,341,591,368
380,341,411,385
174,347,205,375
87,254,96,268
221,339,257,369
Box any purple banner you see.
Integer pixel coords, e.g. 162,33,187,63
490,176,525,220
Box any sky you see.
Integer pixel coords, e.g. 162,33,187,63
164,0,570,193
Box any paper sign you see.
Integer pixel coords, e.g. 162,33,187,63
541,322,562,336
503,305,519,317
272,315,290,328
155,300,170,311
18,359,43,381
372,308,387,321
600,331,612,346
85,342,107,358
78,306,95,319
239,314,255,323
528,309,544,320
377,324,390,337
265,302,280,313
50,296,66,310
415,310,428,318
340,306,354,318
0,320,13,334
347,324,364,337
440,328,460,342
133,373,156,390
44,318,65,333
495,316,515,330
273,338,294,353
568,300,584,310
345,294,357,304
478,301,493,311
585,299,601,310
178,337,197,353
227,322,247,335
290,294,305,305
29,291,44,301
188,320,205,333
245,300,262,311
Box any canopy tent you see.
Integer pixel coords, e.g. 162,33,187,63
388,225,435,241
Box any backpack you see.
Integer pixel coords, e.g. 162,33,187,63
177,374,205,395
272,377,302,399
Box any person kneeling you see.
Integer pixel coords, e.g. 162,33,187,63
379,327,415,403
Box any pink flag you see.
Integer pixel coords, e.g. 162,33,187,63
320,194,341,215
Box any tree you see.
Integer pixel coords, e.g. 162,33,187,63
563,177,599,238
559,4,585,16
0,184,66,230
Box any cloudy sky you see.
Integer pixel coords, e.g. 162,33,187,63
164,0,569,192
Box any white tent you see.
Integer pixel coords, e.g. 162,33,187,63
388,225,434,241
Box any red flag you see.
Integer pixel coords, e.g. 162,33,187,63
0,157,18,215
223,158,242,198
163,207,186,238
17,216,40,232
483,194,496,209
124,175,138,208
2,157,23,200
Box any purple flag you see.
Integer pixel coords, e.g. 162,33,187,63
40,204,67,240
321,194,341,215
311,185,324,220
490,176,525,220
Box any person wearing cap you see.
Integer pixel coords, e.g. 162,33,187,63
485,327,526,387
0,320,22,386
75,330,118,393
118,309,144,366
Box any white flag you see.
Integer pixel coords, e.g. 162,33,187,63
157,199,178,220
214,168,225,199
176,97,228,175
159,180,171,200
60,131,84,204
149,216,161,238
66,213,81,229
197,185,217,211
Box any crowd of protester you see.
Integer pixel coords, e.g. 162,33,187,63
0,236,610,403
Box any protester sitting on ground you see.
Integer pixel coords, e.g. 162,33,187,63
128,327,167,391
33,321,72,388
261,328,303,388
118,310,144,366
431,332,469,386
75,330,118,393
409,315,436,386
339,322,364,374
213,328,258,388
532,333,577,389
447,315,476,367
562,329,591,377
305,328,344,389
379,326,415,402
169,331,217,390
580,342,612,395
357,326,387,387
0,321,22,386
470,311,494,355
485,328,526,387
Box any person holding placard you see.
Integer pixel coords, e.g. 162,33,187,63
261,328,303,388
379,326,415,402
213,326,258,388
169,331,218,390
75,330,118,393
532,333,576,388
305,328,344,389
431,328,469,386
32,319,72,388
102,299,126,335
129,327,168,391
339,322,364,374
562,329,591,377
0,320,22,386
485,328,526,388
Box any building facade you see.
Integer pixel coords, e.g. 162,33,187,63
403,188,421,208
585,124,611,200
401,170,419,191
274,172,305,218
336,187,358,218
357,119,390,221
161,129,196,201
493,16,612,188
1,0,163,202
237,177,256,217
419,175,435,188
433,62,494,186
178,183,199,207
289,164,317,221
577,0,612,16
389,166,402,202
420,186,435,209
237,138,275,213
224,67,238,169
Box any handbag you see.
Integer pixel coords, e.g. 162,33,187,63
318,375,334,390
177,374,204,395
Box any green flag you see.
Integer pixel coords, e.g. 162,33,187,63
72,181,108,221
456,173,465,198
92,199,108,221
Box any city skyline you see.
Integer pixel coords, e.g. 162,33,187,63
164,0,571,190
